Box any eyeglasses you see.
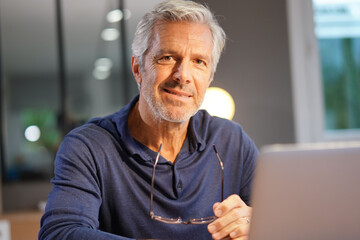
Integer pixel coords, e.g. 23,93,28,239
149,144,224,225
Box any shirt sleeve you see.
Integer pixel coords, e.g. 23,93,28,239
239,130,258,206
38,131,133,240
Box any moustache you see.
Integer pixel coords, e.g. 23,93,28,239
161,81,195,95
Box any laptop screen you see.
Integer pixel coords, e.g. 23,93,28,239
249,142,360,240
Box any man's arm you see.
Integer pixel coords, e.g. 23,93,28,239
38,132,132,240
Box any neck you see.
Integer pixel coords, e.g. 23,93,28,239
128,102,189,163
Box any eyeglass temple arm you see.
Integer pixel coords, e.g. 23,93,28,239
150,143,163,218
213,144,224,202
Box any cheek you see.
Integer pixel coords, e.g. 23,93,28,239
195,75,212,93
142,67,159,86
153,67,173,85
195,83,209,101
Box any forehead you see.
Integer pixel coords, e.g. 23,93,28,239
151,21,213,57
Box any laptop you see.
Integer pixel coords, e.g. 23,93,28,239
249,142,360,240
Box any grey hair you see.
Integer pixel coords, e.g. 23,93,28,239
131,0,226,73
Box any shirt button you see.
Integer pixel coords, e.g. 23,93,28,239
177,181,183,191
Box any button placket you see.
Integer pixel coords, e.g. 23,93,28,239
173,164,184,193
177,180,183,191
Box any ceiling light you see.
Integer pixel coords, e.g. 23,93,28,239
94,58,113,71
101,28,119,41
107,9,123,23
92,68,111,80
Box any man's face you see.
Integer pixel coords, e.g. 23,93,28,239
135,21,214,123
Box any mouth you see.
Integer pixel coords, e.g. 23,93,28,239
163,88,192,98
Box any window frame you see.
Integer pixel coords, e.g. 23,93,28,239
286,0,360,143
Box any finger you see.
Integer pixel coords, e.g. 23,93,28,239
212,223,248,240
210,214,250,239
213,202,221,213
220,236,248,240
208,209,250,239
219,236,248,240
218,237,231,240
214,194,246,217
229,218,251,238
232,236,249,240
213,207,250,231
209,202,251,235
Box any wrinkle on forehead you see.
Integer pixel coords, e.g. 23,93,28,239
152,21,213,62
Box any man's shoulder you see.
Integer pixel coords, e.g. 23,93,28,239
193,110,258,160
194,109,243,132
190,110,250,149
63,111,122,143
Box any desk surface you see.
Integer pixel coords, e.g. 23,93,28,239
0,211,43,240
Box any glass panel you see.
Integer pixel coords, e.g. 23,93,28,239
0,0,162,211
1,0,59,181
64,0,120,123
63,0,137,126
313,0,360,131
0,0,136,182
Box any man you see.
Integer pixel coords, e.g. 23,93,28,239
39,1,258,239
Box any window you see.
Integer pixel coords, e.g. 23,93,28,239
1,0,60,181
313,0,360,138
287,0,360,142
0,0,139,211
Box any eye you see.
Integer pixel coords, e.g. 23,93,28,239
195,59,204,64
194,59,207,67
157,55,175,64
162,56,172,61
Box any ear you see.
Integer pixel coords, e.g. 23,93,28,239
208,72,215,87
131,55,142,86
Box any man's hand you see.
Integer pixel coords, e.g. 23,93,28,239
207,194,252,240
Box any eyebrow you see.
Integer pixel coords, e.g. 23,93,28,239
155,48,211,62
154,49,177,57
193,53,211,62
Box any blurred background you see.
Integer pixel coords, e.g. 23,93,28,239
0,0,359,238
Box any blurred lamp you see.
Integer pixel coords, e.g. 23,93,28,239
24,125,41,142
200,87,235,120
101,28,119,41
107,9,123,23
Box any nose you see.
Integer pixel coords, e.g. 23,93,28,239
172,60,192,84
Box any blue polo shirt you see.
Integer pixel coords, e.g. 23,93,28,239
39,95,258,240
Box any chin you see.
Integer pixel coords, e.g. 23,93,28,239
164,115,191,123
145,93,200,123
160,109,198,123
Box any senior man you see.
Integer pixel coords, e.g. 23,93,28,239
39,1,258,239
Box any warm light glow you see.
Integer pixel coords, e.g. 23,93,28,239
107,9,123,23
24,125,41,142
101,28,119,41
200,87,235,120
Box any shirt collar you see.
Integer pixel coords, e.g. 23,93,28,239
112,95,207,161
